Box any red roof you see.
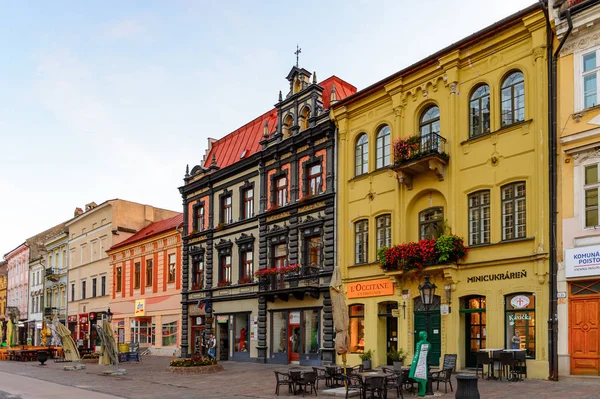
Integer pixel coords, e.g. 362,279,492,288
109,213,183,250
203,75,356,169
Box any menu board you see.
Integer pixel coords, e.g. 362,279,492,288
414,343,429,380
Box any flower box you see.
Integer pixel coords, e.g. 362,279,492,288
217,280,231,288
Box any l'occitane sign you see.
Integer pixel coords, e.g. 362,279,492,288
347,278,394,299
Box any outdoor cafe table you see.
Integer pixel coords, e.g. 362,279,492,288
478,348,503,379
356,371,387,399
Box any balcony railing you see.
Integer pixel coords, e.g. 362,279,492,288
258,266,320,292
45,267,67,281
44,307,65,317
392,132,449,189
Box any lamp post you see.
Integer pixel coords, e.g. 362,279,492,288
418,276,437,397
106,308,113,323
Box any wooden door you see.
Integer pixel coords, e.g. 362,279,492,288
570,297,600,375
288,324,300,363
414,312,441,367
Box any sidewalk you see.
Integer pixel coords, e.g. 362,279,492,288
0,357,599,398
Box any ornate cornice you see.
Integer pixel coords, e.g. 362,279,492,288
561,30,600,56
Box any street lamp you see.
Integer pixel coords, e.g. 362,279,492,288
106,308,113,323
418,276,437,396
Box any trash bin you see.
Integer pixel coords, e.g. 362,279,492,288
455,374,480,399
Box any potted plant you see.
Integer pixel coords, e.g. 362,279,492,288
388,347,406,370
359,349,374,370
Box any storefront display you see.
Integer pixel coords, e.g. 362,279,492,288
270,308,321,365
505,293,535,358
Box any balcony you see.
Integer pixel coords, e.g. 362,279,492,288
45,267,67,282
392,132,449,190
257,266,321,302
44,307,65,317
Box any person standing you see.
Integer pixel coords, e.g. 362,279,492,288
511,330,522,350
208,333,216,359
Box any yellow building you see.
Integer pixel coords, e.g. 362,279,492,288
0,261,6,343
331,4,550,378
554,0,600,376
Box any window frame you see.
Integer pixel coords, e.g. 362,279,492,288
276,176,288,207
376,214,392,251
349,304,365,354
92,277,97,298
116,267,122,293
219,255,232,284
308,163,322,196
469,84,491,138
146,259,153,287
576,47,600,111
355,134,369,176
355,220,369,264
192,202,205,232
501,181,527,241
304,235,322,268
101,275,106,296
242,187,254,219
134,262,141,289
241,250,253,281
376,125,391,169
500,71,525,127
504,292,536,359
272,243,287,269
81,280,86,300
192,257,204,289
420,106,441,136
419,207,444,240
468,190,491,245
220,194,232,225
584,162,600,228
168,254,176,283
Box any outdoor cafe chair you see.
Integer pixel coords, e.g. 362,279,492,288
381,369,404,399
475,351,492,379
274,371,293,396
312,367,329,389
341,374,363,399
296,371,318,397
514,350,527,379
431,353,456,392
362,375,387,399
499,352,518,382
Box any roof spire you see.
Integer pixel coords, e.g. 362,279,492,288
330,83,338,105
313,71,317,84
278,90,283,102
294,44,301,68
185,164,189,177
263,120,269,139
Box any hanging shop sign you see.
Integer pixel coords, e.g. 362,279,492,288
347,278,394,299
467,270,527,283
510,295,530,309
135,299,146,317
565,245,600,278
440,304,450,316
216,315,228,324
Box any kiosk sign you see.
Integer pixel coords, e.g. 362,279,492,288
565,245,600,278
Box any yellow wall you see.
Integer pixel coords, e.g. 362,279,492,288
332,9,550,378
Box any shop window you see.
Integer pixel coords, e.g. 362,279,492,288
355,220,368,264
272,243,287,269
376,214,391,250
116,267,122,292
305,236,322,268
302,309,320,354
505,293,535,358
419,207,444,240
355,134,369,176
584,163,600,227
234,314,250,352
162,321,177,346
469,84,491,138
168,254,176,283
501,182,526,240
131,318,154,345
146,259,153,286
273,311,287,354
376,125,391,168
134,262,141,289
349,304,365,353
468,190,491,245
501,71,525,127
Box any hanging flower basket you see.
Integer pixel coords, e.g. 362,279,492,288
393,135,420,164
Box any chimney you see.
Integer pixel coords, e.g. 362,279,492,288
144,205,154,225
74,207,84,217
85,202,98,212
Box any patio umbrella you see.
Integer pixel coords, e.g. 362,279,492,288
7,319,13,347
98,320,117,366
56,322,80,361
329,267,349,379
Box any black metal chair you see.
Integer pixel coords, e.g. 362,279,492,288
431,353,456,392
296,371,318,397
363,376,387,399
382,369,404,399
514,350,527,379
312,367,329,389
274,371,293,396
341,374,363,399
490,350,504,380
475,351,491,379
499,352,518,382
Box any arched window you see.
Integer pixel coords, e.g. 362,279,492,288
376,125,391,168
420,106,440,136
469,85,490,137
300,107,311,131
355,134,369,176
283,115,293,138
419,207,444,240
501,71,525,127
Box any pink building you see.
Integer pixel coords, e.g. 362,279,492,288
4,243,29,344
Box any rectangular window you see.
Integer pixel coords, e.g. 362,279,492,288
273,244,287,269
305,236,322,268
134,262,141,289
146,259,153,286
308,164,322,196
192,259,204,289
241,251,253,281
194,204,205,231
355,220,369,264
234,314,250,353
221,195,232,224
130,319,153,345
243,188,254,219
162,321,178,346
505,293,535,358
276,176,287,207
71,283,75,302
469,191,491,245
349,305,365,353
92,278,97,298
502,182,526,240
116,267,122,292
583,50,599,109
585,164,599,227
419,207,444,240
81,280,86,300
220,255,231,284
168,254,176,283
376,214,392,250
101,276,106,296
302,309,320,354
273,311,287,354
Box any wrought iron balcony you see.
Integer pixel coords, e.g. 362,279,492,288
392,132,449,190
257,266,321,302
45,267,67,281
44,307,66,317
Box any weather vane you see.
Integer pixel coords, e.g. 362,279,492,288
295,44,301,68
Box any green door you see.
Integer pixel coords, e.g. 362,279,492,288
414,311,441,367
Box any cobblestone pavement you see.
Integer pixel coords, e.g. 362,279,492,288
0,357,599,399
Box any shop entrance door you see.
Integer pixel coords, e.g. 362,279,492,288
192,326,205,355
463,296,486,368
288,311,301,364
386,316,399,365
569,280,600,375
413,295,441,367
218,323,229,361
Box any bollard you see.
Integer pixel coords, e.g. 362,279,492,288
455,374,480,399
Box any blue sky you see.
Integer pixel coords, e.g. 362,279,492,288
0,0,535,256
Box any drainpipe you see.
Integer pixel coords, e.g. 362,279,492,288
540,0,572,381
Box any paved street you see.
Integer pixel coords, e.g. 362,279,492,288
0,357,599,398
